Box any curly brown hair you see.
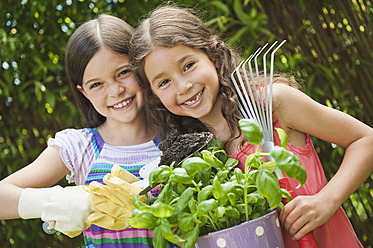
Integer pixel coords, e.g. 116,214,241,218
130,5,242,141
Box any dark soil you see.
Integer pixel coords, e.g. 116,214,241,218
159,130,213,166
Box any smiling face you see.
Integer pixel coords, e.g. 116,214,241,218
144,45,220,122
78,47,144,125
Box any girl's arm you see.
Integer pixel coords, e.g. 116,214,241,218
0,146,70,219
273,83,373,240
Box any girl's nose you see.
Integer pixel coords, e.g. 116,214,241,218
176,80,192,95
108,81,125,97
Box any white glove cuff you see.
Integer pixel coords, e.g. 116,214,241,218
18,187,54,219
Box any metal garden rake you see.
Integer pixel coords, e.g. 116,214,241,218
231,40,319,248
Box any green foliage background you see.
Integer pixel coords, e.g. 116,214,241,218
1,0,372,247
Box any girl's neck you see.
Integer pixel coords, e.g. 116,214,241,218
199,98,242,154
206,120,242,154
199,100,227,138
97,116,156,146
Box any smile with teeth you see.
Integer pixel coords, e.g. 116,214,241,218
112,97,133,109
183,91,203,106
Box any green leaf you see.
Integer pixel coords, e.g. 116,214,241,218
198,185,213,202
182,157,211,177
133,194,152,211
256,169,282,209
239,119,263,145
155,183,174,204
178,212,195,232
225,206,240,219
188,200,197,213
127,211,159,229
216,206,226,218
213,149,228,164
261,161,278,172
245,153,261,170
227,26,250,46
198,167,212,186
191,212,201,224
234,167,245,181
228,192,237,206
168,168,193,184
45,90,56,108
275,128,288,148
281,188,292,203
151,202,174,218
176,187,194,211
224,158,239,170
212,155,224,169
160,218,185,244
153,225,168,248
246,194,259,204
149,165,172,183
216,170,229,182
201,150,222,169
211,1,230,14
183,226,200,248
212,177,222,200
197,199,217,216
271,146,307,186
233,0,250,23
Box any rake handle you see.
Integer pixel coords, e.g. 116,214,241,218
278,177,319,248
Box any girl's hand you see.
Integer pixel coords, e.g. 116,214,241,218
279,194,339,240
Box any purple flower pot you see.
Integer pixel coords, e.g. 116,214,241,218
196,210,284,248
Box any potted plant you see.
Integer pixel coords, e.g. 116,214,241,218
128,119,306,248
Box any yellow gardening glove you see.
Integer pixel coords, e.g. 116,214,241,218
87,165,148,230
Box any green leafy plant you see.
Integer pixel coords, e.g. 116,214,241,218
128,119,306,248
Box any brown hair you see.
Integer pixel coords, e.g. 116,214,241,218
130,5,242,140
65,14,133,127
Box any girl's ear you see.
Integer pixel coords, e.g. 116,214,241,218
77,85,88,98
214,59,220,70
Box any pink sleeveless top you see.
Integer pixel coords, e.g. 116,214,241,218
230,117,362,248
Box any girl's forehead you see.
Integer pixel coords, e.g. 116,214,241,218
145,45,203,60
83,48,129,82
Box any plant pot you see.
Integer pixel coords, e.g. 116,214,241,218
196,210,284,248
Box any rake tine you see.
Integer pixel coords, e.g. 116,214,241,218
262,41,279,142
240,48,262,125
233,40,286,144
249,44,269,140
269,40,287,140
231,59,255,120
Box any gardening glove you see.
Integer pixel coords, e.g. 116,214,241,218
18,185,93,237
88,165,150,230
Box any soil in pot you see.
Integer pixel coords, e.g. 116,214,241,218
159,129,213,166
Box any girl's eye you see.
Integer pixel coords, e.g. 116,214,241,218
90,82,102,89
118,69,131,77
159,79,170,88
184,62,195,71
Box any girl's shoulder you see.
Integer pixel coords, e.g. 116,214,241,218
272,82,303,99
272,83,312,147
53,127,94,142
48,127,98,151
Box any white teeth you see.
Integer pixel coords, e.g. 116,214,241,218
184,91,202,106
113,99,131,109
